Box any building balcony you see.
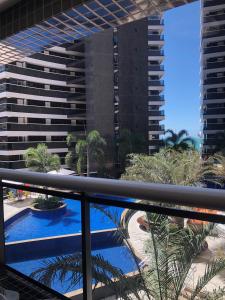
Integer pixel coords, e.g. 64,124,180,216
0,123,84,132
204,13,225,23
148,50,164,56
203,123,225,130
148,95,165,102
67,59,85,69
67,41,85,52
148,19,164,26
148,125,165,131
67,93,86,102
149,139,165,146
204,0,225,7
203,29,225,39
205,61,225,69
0,103,74,115
0,141,67,151
203,139,220,146
4,65,73,82
68,76,86,85
148,34,164,41
148,65,164,71
32,53,75,66
0,169,224,299
148,80,164,86
204,77,225,85
2,84,73,99
203,108,225,115
204,92,225,100
149,110,165,116
204,45,225,54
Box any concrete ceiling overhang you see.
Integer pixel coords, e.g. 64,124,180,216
0,0,196,64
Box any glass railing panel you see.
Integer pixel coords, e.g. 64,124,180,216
90,202,139,298
89,198,225,299
4,187,83,298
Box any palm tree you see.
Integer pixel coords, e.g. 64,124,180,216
122,148,211,186
164,129,197,151
24,144,61,201
122,149,215,227
30,207,225,299
65,133,77,171
75,130,106,176
24,143,60,173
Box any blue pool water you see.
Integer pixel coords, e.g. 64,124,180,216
5,199,127,242
9,244,137,294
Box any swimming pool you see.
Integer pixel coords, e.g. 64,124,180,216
5,198,128,242
8,244,137,294
5,196,137,296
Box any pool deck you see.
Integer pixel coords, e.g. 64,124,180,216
4,198,33,221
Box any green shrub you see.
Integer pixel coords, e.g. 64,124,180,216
33,196,62,210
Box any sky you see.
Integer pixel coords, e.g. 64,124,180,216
164,1,200,137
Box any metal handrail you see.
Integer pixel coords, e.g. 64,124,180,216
1,168,225,300
0,168,225,211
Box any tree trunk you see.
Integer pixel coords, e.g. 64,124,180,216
87,147,90,177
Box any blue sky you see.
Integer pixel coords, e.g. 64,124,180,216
164,1,200,137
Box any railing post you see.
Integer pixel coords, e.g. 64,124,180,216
0,181,5,264
81,196,92,300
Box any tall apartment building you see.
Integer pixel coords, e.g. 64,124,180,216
85,15,165,168
201,0,225,156
0,46,86,168
0,16,165,169
116,16,165,155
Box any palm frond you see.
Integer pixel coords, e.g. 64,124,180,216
190,258,225,300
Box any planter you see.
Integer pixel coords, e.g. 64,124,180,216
31,203,67,218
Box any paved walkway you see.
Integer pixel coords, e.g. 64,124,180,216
127,211,149,260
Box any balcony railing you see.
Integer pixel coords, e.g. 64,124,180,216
204,13,225,23
204,45,225,54
148,19,164,26
32,53,75,66
1,169,225,300
204,76,225,85
204,0,225,7
148,34,164,41
0,103,75,115
148,80,164,86
67,41,85,52
68,76,86,85
67,59,85,69
205,61,225,69
204,92,225,100
0,141,67,151
203,108,225,115
148,95,165,101
203,29,225,39
148,50,164,56
148,125,165,131
0,123,84,132
203,123,225,130
149,110,165,116
4,65,73,82
148,65,164,72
